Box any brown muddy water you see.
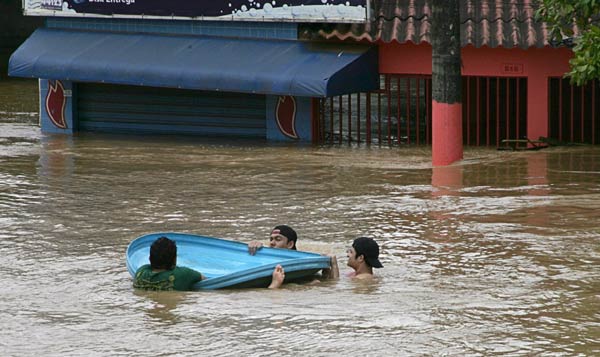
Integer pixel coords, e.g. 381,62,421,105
0,78,599,356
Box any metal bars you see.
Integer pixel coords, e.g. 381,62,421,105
318,74,432,146
463,76,528,147
548,78,599,145
318,74,529,147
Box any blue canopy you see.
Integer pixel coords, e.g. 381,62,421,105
9,28,379,97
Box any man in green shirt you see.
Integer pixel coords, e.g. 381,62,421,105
133,236,204,291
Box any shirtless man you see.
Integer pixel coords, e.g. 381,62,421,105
346,237,383,279
248,225,298,254
265,234,384,284
248,225,339,288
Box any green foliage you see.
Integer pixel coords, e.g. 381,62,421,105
536,0,600,85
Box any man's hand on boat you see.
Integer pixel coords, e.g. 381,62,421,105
247,240,263,255
321,254,340,279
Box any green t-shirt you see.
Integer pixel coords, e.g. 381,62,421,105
133,265,203,291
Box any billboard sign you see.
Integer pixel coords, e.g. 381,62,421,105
25,0,369,23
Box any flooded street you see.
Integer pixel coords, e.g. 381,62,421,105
1,78,599,356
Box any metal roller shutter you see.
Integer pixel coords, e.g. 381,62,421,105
77,83,266,138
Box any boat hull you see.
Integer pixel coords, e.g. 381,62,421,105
126,232,331,289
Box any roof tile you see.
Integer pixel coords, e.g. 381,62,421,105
299,0,577,49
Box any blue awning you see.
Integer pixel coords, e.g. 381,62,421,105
9,28,379,97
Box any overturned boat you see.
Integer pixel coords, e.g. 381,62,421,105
127,232,331,289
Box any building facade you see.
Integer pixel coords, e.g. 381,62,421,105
302,0,598,147
9,1,598,146
9,1,378,143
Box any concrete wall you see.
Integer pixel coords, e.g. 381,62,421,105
0,0,44,77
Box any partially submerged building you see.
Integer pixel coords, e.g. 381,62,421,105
9,0,599,146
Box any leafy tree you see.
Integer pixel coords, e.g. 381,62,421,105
537,0,600,85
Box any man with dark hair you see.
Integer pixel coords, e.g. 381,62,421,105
133,236,204,291
247,225,339,288
248,224,298,254
346,237,383,279
248,225,298,289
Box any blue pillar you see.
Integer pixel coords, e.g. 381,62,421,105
266,95,312,142
39,79,76,134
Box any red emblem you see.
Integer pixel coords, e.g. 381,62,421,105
276,95,298,139
46,80,67,129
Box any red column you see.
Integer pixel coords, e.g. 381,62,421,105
432,102,463,166
527,74,549,142
431,0,463,166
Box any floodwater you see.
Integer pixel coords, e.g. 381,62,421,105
1,78,599,356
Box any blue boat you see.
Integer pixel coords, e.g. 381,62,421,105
126,232,331,290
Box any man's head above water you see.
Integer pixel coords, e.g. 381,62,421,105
269,225,297,250
247,224,298,255
346,237,383,278
149,236,177,270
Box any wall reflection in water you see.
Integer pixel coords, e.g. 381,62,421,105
37,133,75,180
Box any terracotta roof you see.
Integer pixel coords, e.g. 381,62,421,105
299,0,577,49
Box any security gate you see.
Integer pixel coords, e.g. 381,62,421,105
316,74,528,147
76,83,266,138
548,78,600,145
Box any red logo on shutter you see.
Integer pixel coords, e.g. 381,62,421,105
46,80,67,129
276,95,298,139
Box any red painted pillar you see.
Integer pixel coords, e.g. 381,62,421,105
431,0,463,166
432,102,463,165
527,74,548,142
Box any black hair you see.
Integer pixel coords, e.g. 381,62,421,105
352,242,370,267
150,236,177,270
352,237,383,268
273,225,297,250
